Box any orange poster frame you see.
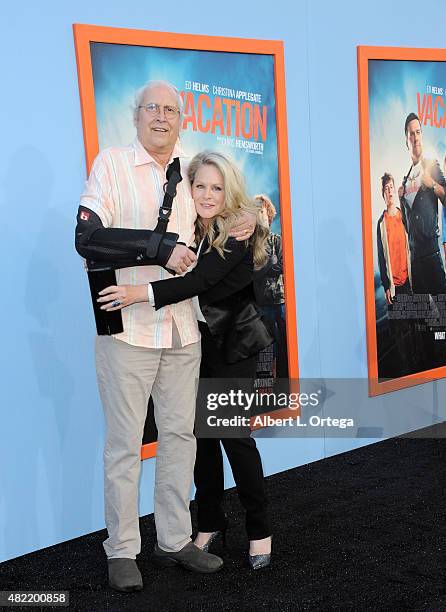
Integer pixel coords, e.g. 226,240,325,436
73,23,299,458
357,45,446,397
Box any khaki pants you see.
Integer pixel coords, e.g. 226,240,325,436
95,324,201,558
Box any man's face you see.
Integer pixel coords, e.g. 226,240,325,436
406,119,423,162
135,84,181,155
383,180,395,207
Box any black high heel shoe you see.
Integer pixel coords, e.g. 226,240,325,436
196,517,228,552
248,536,272,570
200,526,227,552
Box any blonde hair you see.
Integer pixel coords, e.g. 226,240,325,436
255,193,276,226
188,151,269,268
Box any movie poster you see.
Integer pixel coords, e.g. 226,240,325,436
358,47,446,395
74,26,297,454
90,43,288,389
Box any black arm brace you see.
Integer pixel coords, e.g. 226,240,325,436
75,206,179,271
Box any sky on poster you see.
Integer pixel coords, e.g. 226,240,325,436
368,59,446,279
90,43,282,233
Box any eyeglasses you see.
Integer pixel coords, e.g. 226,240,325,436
138,103,180,119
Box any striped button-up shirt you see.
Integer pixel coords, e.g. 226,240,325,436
80,139,200,348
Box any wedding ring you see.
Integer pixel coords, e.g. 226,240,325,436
111,300,121,308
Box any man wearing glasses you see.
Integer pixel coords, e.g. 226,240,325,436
76,81,253,591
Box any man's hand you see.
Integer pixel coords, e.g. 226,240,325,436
385,289,393,306
166,244,197,274
421,168,445,201
228,211,257,241
398,184,404,199
97,284,148,311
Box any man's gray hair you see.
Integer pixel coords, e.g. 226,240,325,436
133,80,184,121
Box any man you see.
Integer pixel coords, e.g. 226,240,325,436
398,113,446,296
377,173,411,305
443,155,446,266
75,80,253,591
377,172,414,374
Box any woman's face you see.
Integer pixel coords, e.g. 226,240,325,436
192,164,226,225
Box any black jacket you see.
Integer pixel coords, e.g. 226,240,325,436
400,158,446,261
253,233,284,306
150,237,273,363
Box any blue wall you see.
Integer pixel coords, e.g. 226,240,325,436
1,0,446,562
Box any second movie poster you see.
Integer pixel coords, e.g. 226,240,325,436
359,48,446,394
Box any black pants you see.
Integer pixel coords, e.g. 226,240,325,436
411,251,446,295
388,279,417,375
259,303,288,379
411,251,446,366
194,322,271,540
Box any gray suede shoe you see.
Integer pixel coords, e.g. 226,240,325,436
107,558,143,592
152,541,223,573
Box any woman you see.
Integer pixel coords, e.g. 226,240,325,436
99,151,273,569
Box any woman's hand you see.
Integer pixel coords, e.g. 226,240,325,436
228,211,257,240
97,284,148,311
